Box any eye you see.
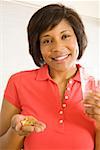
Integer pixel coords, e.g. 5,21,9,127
41,39,53,45
61,34,71,40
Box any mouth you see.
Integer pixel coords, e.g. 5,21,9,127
52,54,71,62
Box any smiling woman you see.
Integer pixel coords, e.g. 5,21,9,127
39,19,79,72
0,3,100,150
28,4,87,67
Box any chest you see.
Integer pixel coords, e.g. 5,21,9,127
18,80,95,149
19,79,83,121
57,81,68,102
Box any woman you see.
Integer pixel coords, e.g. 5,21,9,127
0,4,100,150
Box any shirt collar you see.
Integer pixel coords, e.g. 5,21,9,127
72,64,82,82
36,64,51,81
36,64,82,82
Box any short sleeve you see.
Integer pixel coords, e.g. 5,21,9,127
4,73,21,109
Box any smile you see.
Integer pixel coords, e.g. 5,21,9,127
52,54,70,61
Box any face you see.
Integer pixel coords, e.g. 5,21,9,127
40,19,79,72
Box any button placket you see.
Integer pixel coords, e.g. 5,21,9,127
58,108,64,125
64,91,69,101
58,79,74,125
66,79,73,89
58,101,67,125
59,100,68,125
65,79,74,100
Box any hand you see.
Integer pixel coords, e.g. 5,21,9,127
11,114,46,136
83,90,100,129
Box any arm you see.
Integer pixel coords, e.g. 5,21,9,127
0,99,25,150
95,130,100,150
0,126,25,150
95,125,100,150
83,90,100,150
0,99,46,150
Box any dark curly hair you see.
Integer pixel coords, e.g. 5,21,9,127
27,4,87,67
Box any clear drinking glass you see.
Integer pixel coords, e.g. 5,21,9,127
80,67,100,99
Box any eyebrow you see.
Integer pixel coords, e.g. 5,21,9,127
61,30,70,34
40,30,70,38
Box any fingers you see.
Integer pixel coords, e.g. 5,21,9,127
20,116,38,126
21,120,46,134
83,90,100,122
34,121,46,133
84,91,100,104
19,126,35,136
84,104,100,122
84,90,100,108
11,114,26,131
11,114,46,136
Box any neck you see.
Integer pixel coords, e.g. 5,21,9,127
49,65,77,84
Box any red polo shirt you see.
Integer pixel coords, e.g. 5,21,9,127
4,64,96,150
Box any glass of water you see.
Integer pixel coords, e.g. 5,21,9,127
80,67,100,99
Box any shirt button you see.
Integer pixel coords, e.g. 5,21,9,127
62,103,66,108
69,80,73,84
59,119,63,124
59,110,63,114
65,95,69,100
67,87,70,91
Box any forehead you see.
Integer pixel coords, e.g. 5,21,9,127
40,19,74,37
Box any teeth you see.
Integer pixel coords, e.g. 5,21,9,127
54,55,68,61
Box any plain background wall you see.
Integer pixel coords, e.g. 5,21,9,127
0,0,100,108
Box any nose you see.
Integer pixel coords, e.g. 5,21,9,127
51,41,65,52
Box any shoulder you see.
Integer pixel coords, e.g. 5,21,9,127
10,64,48,81
6,65,49,87
8,68,41,83
5,67,43,94
12,68,40,78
